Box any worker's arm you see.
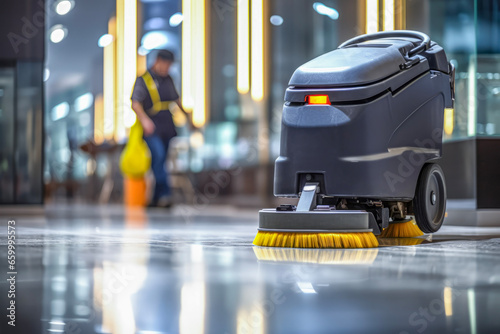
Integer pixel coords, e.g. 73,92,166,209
175,98,196,129
131,100,155,136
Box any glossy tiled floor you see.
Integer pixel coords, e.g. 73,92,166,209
2,204,500,334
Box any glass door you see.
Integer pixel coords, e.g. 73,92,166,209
0,66,15,203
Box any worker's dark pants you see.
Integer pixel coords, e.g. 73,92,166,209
144,134,171,203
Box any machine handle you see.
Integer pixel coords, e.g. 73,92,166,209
338,30,431,57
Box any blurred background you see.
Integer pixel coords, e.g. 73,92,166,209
2,2,500,334
0,0,499,223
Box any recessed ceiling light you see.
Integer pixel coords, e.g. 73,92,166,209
52,102,69,121
141,31,168,50
98,34,114,48
55,0,75,16
169,13,183,27
270,15,284,26
74,92,94,112
313,2,339,20
49,25,68,44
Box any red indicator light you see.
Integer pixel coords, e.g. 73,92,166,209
307,95,330,105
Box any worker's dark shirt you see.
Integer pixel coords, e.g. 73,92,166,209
131,70,179,140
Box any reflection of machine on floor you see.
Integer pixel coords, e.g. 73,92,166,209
254,31,455,249
253,247,379,265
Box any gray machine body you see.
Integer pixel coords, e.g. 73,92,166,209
258,209,372,233
274,37,454,201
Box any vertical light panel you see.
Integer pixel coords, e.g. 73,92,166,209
357,0,366,35
193,1,206,128
444,286,453,317
182,0,194,110
182,0,207,128
468,289,477,334
116,0,137,141
103,17,116,141
468,59,476,136
366,0,379,34
395,0,406,30
123,0,137,129
115,0,124,141
237,0,250,94
251,0,264,101
383,0,394,31
94,94,104,144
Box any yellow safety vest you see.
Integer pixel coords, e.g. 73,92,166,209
142,71,174,115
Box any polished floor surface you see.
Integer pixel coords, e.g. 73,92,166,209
2,204,500,334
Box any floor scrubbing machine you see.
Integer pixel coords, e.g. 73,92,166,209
254,31,455,248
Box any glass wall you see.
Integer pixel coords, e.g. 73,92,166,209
16,62,45,203
475,0,500,136
207,4,243,170
407,0,500,140
0,62,44,204
44,0,116,201
269,1,362,159
0,0,45,205
0,65,16,203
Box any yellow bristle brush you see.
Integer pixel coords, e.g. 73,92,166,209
378,219,424,238
253,231,379,249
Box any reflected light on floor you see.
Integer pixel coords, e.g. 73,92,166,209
297,282,317,294
236,308,264,334
95,208,150,334
179,282,206,334
179,245,206,334
444,286,453,317
124,207,149,228
468,289,477,334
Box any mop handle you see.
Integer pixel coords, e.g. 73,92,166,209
338,30,431,57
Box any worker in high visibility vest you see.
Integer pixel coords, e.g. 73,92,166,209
131,49,193,208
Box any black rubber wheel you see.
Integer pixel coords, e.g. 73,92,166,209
413,163,447,233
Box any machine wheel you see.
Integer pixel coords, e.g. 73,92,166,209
413,163,447,233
